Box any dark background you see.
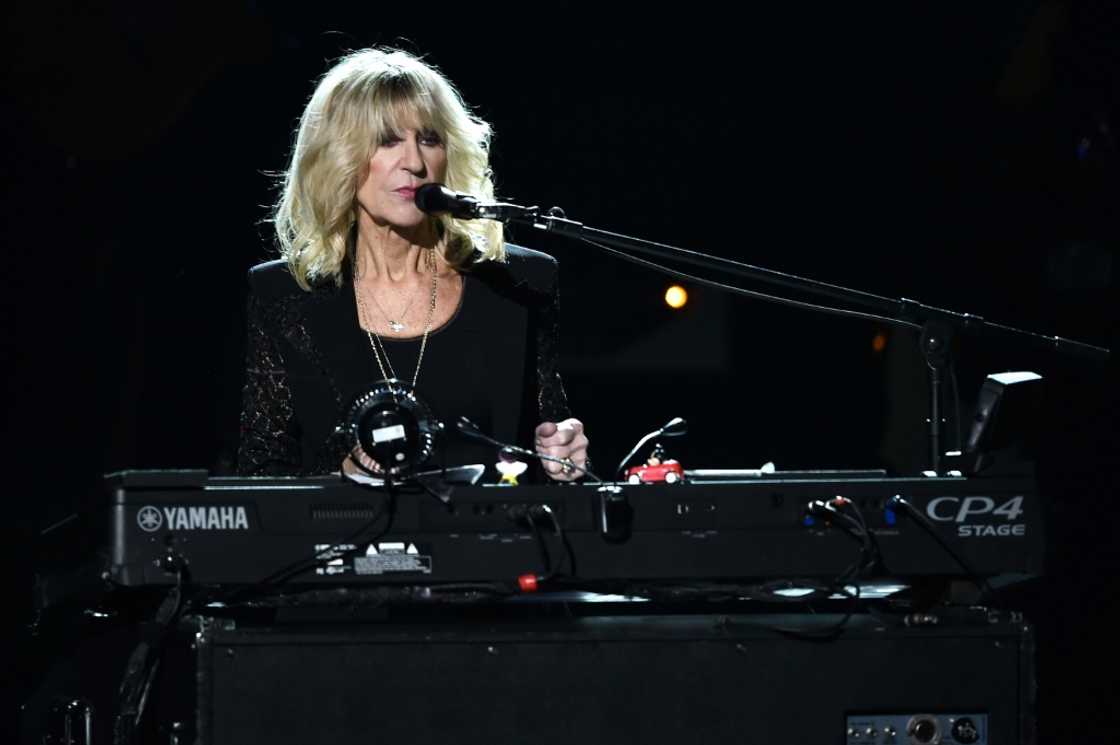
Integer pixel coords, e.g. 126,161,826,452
4,0,1116,740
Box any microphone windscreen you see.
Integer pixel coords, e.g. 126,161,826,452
660,417,688,436
414,183,450,214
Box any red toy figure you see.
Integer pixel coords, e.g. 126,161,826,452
625,443,684,484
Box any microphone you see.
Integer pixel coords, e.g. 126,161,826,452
615,416,688,479
456,416,601,482
415,184,481,219
415,184,535,221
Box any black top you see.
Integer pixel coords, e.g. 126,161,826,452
236,244,572,477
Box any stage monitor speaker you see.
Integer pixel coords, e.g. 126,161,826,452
143,612,1034,745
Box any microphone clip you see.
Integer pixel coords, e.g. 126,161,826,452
476,202,538,222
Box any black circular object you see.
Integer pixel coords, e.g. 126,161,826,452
950,718,979,744
342,380,441,477
908,716,941,744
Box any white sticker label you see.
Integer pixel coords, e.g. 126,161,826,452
354,554,432,575
353,541,432,575
372,424,406,443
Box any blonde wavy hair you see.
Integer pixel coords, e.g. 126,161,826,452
273,47,503,289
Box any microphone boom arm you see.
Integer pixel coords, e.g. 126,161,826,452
512,208,1109,362
494,203,1108,475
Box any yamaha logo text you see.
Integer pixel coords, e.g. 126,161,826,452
925,495,1025,538
136,505,250,532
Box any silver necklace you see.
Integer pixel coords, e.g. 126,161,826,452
356,252,432,333
368,289,419,334
354,251,439,390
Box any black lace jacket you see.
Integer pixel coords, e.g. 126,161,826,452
236,245,572,476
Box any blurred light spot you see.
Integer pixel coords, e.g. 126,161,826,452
664,285,688,309
872,332,887,353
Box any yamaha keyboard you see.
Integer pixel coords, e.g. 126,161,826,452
55,469,1042,594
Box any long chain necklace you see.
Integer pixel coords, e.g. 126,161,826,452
367,286,419,334
354,249,439,390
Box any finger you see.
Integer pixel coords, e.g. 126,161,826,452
538,433,573,449
540,419,586,448
559,418,584,435
540,440,588,467
540,427,583,448
535,422,558,444
538,444,567,461
552,419,581,443
542,450,587,479
566,445,590,479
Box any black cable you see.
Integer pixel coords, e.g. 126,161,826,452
832,498,886,577
508,503,576,587
278,481,398,584
531,503,576,580
113,568,186,744
770,602,858,642
808,499,878,580
200,479,398,610
949,357,963,453
761,497,891,639
633,579,861,641
888,495,995,602
523,509,553,577
133,658,161,732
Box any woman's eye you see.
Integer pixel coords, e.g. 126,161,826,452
420,131,443,146
378,133,402,147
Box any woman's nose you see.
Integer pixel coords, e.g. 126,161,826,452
402,134,425,175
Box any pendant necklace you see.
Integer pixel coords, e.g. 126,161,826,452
353,249,439,391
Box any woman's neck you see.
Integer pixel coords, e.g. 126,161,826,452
353,214,438,283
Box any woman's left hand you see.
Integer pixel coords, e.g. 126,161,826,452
535,418,590,481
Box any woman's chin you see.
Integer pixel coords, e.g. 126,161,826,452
364,210,431,235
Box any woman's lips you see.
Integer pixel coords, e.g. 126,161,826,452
395,187,417,199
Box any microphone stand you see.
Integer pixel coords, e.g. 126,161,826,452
489,203,1110,475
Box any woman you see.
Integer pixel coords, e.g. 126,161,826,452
237,47,589,480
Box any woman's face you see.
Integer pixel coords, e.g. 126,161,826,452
355,121,447,234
